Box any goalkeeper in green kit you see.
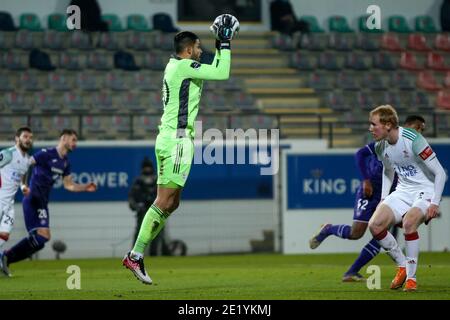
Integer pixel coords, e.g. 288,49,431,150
123,14,240,284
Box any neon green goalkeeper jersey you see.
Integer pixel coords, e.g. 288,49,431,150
159,49,231,139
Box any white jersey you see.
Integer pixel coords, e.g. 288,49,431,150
375,127,436,194
0,145,31,206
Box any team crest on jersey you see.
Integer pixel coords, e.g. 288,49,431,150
419,146,433,160
403,150,409,158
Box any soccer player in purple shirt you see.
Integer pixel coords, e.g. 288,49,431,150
0,129,97,277
309,116,425,281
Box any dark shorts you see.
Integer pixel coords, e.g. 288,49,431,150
22,196,49,232
353,187,380,223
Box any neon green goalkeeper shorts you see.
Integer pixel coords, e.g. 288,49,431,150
155,134,194,188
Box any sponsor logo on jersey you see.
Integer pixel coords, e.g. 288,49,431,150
190,62,201,69
419,146,433,160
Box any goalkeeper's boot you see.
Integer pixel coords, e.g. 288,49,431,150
403,278,417,292
309,224,332,249
122,252,152,285
342,272,365,282
390,266,407,289
0,251,11,277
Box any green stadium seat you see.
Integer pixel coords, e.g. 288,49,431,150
20,13,42,31
299,16,324,33
358,15,384,33
102,14,123,31
328,16,354,33
388,15,412,33
48,13,68,31
127,14,151,31
415,15,438,33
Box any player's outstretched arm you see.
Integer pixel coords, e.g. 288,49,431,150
63,175,97,192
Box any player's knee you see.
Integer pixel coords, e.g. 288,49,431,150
0,232,10,241
368,220,382,236
350,229,364,240
402,218,417,233
36,229,51,241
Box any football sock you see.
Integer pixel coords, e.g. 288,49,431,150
404,232,419,280
132,204,169,256
375,230,406,267
6,232,47,264
328,224,352,239
346,238,380,275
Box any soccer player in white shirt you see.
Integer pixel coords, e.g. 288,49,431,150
0,127,33,254
368,105,447,291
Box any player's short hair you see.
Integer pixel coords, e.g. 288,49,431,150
174,31,199,54
404,115,425,125
370,105,399,128
15,126,32,137
60,129,78,137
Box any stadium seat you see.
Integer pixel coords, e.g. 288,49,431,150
135,115,160,135
337,72,359,90
345,52,371,70
415,15,438,33
20,13,42,31
127,14,151,31
299,34,326,51
148,91,162,110
2,50,28,70
76,72,99,91
152,13,179,33
87,52,113,70
383,91,406,110
48,72,71,91
102,14,124,32
64,92,88,112
407,33,431,51
362,73,387,90
399,52,423,70
291,52,318,70
15,30,35,49
416,71,443,91
373,52,398,70
435,34,450,51
299,16,325,33
426,52,450,71
70,31,92,50
410,91,431,110
0,31,15,49
444,72,450,88
356,91,377,110
153,32,176,51
308,72,334,90
121,92,146,112
111,116,131,134
388,15,412,33
390,71,415,90
35,92,59,112
132,72,158,91
20,71,43,91
5,92,32,113
52,116,74,132
436,90,450,109
380,33,403,51
328,33,354,51
0,72,14,91
328,16,354,33
105,71,128,91
358,15,384,33
82,116,107,134
43,30,66,50
126,32,151,50
48,14,68,31
233,92,257,111
326,91,349,111
141,52,165,70
318,52,341,70
0,11,17,31
92,92,117,112
204,92,229,110
97,32,120,50
355,33,380,51
59,51,86,70
221,76,241,91
272,33,295,51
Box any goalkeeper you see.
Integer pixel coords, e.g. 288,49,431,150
123,14,239,284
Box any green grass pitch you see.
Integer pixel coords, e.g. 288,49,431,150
1,252,449,300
